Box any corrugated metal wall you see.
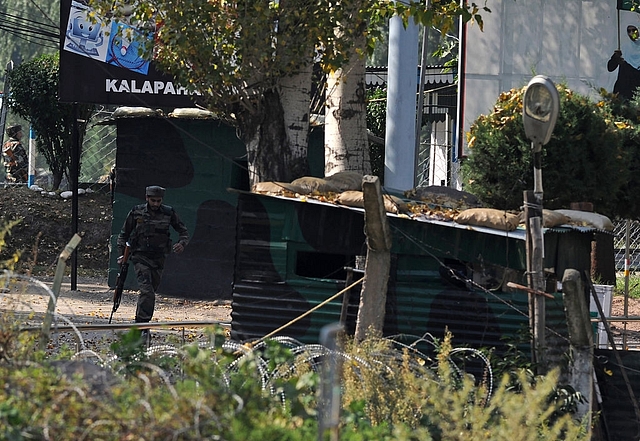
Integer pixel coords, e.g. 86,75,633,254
230,191,640,437
232,193,363,341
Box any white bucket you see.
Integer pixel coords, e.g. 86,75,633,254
590,284,614,349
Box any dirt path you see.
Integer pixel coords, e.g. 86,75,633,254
4,275,640,352
2,277,231,323
1,276,232,354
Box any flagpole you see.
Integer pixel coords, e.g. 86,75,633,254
618,8,621,50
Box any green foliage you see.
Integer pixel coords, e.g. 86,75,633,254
7,54,95,189
366,87,386,178
615,273,640,299
95,0,486,113
0,315,590,439
601,90,640,219
462,86,633,217
339,332,587,440
87,0,488,183
0,220,21,271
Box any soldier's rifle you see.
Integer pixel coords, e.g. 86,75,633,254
109,243,131,324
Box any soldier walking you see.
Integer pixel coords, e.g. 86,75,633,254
116,185,189,344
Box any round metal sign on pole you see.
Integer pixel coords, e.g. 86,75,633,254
522,75,559,371
523,76,560,146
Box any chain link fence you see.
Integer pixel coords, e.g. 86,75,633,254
80,107,116,193
1,108,116,192
614,219,640,273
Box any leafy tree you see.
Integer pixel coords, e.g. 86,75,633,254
7,54,94,190
461,86,630,218
91,0,488,186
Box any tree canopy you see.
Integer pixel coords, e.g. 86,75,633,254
90,0,489,185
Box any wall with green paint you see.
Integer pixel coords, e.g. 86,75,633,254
108,115,324,300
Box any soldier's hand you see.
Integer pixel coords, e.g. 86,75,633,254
117,255,124,264
172,243,184,254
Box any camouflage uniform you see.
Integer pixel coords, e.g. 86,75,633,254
117,187,189,323
2,125,28,183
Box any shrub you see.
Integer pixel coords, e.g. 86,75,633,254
462,86,631,218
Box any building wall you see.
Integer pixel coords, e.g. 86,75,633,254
462,1,619,154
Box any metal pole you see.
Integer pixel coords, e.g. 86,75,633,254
528,140,546,370
0,61,14,147
28,126,36,187
414,0,431,188
71,104,80,290
454,0,467,161
624,219,631,348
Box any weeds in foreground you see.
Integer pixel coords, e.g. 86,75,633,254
0,319,590,440
341,331,588,440
0,222,589,440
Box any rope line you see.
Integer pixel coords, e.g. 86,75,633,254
252,276,364,346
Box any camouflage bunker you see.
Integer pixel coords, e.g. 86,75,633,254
230,190,601,356
107,108,324,299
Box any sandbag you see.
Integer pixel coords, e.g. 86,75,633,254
517,209,570,228
455,208,520,231
111,107,163,118
252,181,303,194
324,171,364,192
290,176,342,194
337,190,408,214
168,108,215,119
405,185,482,209
554,209,614,231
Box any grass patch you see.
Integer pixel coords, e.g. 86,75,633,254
615,273,640,299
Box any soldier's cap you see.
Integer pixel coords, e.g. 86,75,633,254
145,185,165,197
6,124,21,137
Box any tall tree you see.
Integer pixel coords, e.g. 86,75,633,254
91,0,488,186
7,54,94,189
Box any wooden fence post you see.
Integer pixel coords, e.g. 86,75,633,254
354,175,392,341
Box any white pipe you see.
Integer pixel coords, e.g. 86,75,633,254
28,126,36,187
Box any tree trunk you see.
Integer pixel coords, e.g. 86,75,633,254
38,135,67,190
592,233,616,285
240,89,290,188
280,68,312,181
324,37,371,177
